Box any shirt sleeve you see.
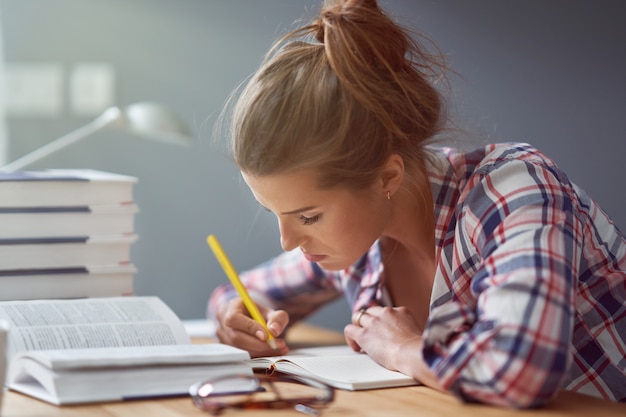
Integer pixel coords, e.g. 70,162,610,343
424,157,581,408
207,249,343,324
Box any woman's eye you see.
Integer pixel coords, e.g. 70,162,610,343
299,214,321,225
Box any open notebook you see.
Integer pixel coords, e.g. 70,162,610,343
249,345,419,390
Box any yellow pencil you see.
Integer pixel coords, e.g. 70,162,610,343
207,234,277,349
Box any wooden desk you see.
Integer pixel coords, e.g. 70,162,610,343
2,324,625,417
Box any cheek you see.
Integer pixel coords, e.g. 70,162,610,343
331,204,386,258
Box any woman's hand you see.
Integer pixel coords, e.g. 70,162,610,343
344,306,442,390
215,298,290,357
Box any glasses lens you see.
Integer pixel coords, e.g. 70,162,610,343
190,374,333,414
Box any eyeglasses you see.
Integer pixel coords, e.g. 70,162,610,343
190,372,335,416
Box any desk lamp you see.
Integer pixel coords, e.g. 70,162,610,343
1,101,192,172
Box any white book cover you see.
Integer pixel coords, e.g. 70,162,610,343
0,169,137,208
0,265,137,300
0,203,137,239
0,235,137,270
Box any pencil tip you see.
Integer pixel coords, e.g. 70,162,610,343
268,338,278,350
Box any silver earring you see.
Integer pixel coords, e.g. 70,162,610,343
386,191,391,200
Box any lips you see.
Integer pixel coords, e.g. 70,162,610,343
303,253,326,263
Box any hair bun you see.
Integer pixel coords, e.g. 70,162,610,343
314,0,381,44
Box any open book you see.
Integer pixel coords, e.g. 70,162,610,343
250,345,420,390
0,296,251,405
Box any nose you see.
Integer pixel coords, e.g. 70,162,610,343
278,219,303,252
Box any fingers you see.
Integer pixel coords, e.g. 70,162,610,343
345,306,402,351
216,298,289,357
351,306,384,328
266,309,289,337
216,325,286,357
345,307,376,353
352,308,369,327
345,333,362,353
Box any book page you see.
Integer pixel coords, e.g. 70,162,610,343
15,343,250,370
0,297,190,360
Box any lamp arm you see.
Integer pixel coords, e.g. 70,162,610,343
1,107,123,172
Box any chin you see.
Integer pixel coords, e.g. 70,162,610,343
317,258,354,271
316,260,345,271
315,248,370,271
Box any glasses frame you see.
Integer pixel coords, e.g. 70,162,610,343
190,371,335,415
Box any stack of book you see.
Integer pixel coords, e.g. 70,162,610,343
0,169,139,300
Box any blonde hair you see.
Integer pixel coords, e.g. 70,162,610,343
229,0,447,190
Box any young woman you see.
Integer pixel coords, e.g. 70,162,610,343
208,0,626,408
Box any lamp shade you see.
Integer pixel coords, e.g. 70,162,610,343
116,102,192,145
1,102,191,172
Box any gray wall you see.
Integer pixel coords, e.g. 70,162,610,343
1,1,624,331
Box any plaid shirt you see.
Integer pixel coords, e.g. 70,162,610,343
208,143,626,407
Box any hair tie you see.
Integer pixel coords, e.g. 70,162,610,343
313,18,325,43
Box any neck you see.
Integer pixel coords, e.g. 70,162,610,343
383,171,435,257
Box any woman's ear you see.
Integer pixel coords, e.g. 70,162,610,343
380,154,404,197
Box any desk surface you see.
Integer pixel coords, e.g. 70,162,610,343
2,323,625,417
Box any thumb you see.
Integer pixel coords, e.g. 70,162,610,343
266,309,289,337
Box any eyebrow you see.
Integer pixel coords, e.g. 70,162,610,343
280,205,318,215
258,202,319,216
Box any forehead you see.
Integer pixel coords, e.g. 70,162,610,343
241,169,320,205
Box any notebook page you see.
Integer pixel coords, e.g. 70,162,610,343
273,348,418,390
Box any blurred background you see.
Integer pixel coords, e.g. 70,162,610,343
0,0,624,331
